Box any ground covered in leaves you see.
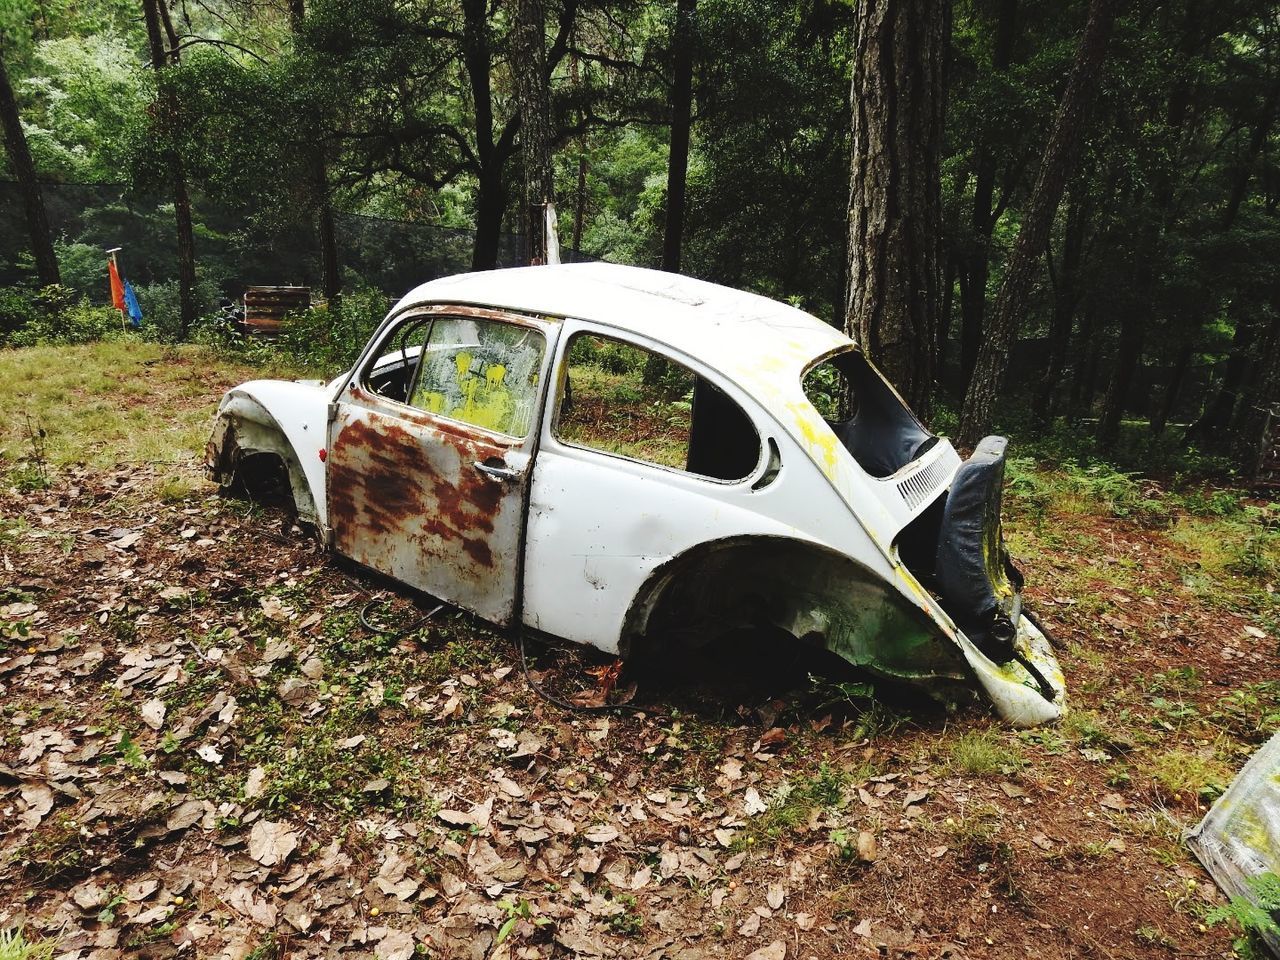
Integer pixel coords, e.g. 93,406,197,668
2,341,1279,959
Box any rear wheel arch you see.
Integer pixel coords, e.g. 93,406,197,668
619,535,969,683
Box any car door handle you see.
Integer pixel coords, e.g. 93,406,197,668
473,460,520,483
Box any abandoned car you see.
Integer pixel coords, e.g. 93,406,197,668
206,263,1065,726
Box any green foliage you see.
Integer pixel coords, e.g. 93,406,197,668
1206,871,1280,958
945,730,1026,777
0,285,121,347
0,928,54,960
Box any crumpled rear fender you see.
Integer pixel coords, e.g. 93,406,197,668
620,535,1066,727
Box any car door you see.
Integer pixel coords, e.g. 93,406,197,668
327,305,557,625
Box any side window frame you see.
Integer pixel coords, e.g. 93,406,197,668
352,305,552,442
546,322,767,485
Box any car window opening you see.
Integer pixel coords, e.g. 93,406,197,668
556,332,761,482
364,315,546,438
803,349,936,478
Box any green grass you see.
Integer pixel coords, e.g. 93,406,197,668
1145,747,1233,803
0,929,54,960
0,340,298,476
944,730,1026,777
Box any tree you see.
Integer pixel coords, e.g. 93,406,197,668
0,42,59,286
141,0,197,338
954,0,1018,390
957,0,1118,448
661,0,695,272
513,0,555,263
287,0,341,304
845,0,947,415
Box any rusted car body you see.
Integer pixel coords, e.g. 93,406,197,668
207,263,1065,726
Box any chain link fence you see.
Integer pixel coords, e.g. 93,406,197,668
1,180,590,303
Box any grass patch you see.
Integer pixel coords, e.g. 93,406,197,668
0,929,54,960
1145,748,1233,804
0,340,299,477
944,730,1026,777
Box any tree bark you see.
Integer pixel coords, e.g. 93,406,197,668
956,0,1118,448
957,0,1017,390
513,0,554,264
1031,187,1085,431
1095,300,1145,448
1236,299,1280,479
1150,340,1192,436
462,0,507,270
142,0,197,338
662,0,696,273
0,46,60,287
845,0,948,416
289,0,341,304
1187,304,1255,444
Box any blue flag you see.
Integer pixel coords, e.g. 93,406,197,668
123,280,143,328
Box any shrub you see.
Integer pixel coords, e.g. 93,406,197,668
0,285,121,347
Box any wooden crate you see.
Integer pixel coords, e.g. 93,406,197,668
242,286,311,334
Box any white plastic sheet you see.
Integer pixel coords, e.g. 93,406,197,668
1187,730,1280,956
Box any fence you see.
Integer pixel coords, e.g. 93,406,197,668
0,180,590,302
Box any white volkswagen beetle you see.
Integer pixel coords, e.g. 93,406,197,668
207,263,1065,726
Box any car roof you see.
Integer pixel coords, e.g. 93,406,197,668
397,262,853,384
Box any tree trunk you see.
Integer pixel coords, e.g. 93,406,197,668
513,0,554,264
1150,340,1192,436
289,0,341,305
1096,304,1145,449
1188,307,1255,444
0,47,59,287
662,0,696,273
142,0,197,338
957,0,1017,391
956,0,1117,448
1236,300,1280,479
1069,297,1100,417
462,0,506,270
845,0,947,416
1031,187,1085,431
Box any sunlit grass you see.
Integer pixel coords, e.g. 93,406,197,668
0,339,299,475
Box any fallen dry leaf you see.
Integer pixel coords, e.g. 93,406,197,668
248,819,299,866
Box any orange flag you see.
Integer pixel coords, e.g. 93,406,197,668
108,258,125,311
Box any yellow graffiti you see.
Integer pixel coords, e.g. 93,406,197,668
787,399,840,479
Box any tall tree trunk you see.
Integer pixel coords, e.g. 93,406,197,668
289,0,341,304
0,47,59,287
473,167,506,269
1236,297,1280,479
1096,302,1145,448
1150,340,1192,436
1031,187,1086,431
1069,297,1100,416
142,0,197,338
1188,305,1255,443
571,52,588,255
662,0,696,273
957,0,1017,390
462,0,505,270
845,0,947,416
957,0,1118,448
513,0,554,264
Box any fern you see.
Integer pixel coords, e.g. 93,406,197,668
1206,871,1280,958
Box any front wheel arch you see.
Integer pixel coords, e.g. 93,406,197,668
207,402,319,525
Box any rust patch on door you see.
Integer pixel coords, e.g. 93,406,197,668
328,411,520,605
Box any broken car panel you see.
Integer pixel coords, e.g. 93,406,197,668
206,262,1066,726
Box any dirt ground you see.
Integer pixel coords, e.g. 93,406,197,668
2,343,1277,959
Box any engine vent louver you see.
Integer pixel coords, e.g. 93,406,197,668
896,454,953,511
